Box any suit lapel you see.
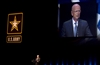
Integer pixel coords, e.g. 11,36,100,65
77,19,81,36
70,19,74,37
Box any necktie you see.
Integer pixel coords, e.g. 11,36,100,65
74,23,77,37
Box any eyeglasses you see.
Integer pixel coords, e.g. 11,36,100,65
73,10,81,12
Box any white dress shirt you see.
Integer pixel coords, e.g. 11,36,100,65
72,18,78,37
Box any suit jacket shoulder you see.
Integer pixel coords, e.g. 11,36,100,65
79,19,88,24
64,19,88,25
63,19,88,26
61,19,73,37
63,19,72,25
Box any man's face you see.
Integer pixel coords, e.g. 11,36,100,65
71,5,81,20
37,55,39,58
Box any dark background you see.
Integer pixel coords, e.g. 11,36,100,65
59,2,97,37
1,1,100,65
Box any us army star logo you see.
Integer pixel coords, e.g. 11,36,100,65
10,16,20,31
7,12,23,34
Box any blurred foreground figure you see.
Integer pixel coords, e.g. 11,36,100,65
32,55,40,65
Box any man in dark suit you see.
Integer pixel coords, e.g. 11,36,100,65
61,4,92,37
32,55,40,65
35,55,40,65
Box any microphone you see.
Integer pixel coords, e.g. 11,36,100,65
76,24,78,37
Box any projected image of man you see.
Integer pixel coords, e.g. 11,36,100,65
61,4,92,37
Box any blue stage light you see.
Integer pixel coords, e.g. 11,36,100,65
62,61,64,65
